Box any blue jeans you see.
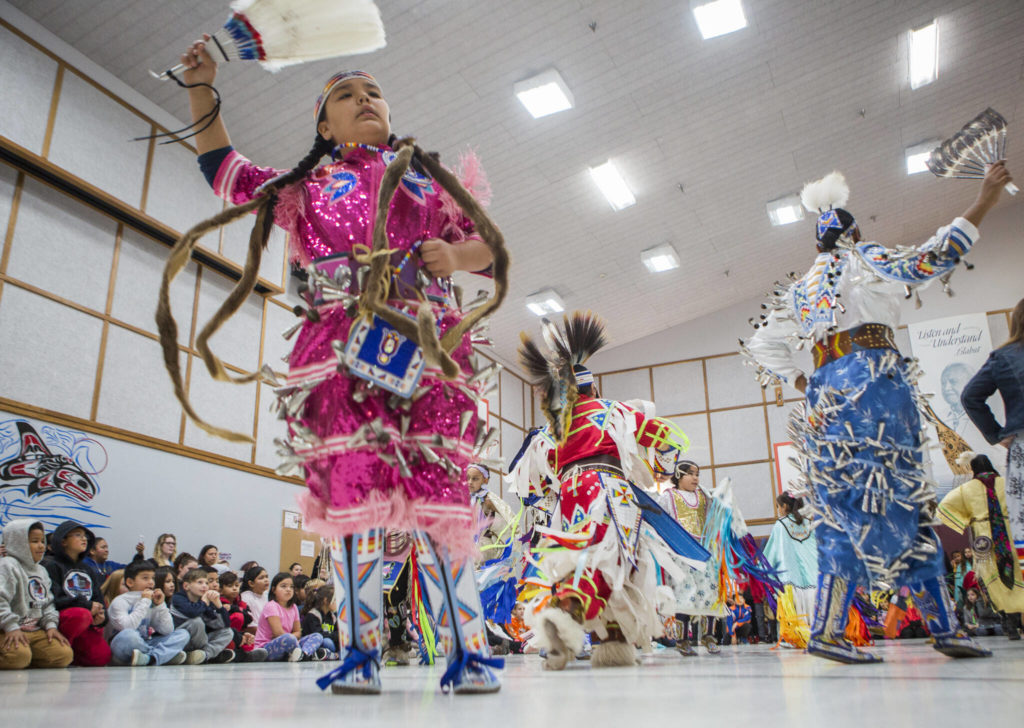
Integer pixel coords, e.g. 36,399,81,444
110,628,189,665
263,633,323,661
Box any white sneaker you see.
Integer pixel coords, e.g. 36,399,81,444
186,649,206,665
287,647,303,662
131,649,151,666
166,651,187,666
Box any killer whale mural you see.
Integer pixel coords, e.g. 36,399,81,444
0,419,109,530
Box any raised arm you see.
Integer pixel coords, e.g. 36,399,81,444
180,36,230,155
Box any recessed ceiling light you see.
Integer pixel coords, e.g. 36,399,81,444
514,69,574,119
766,194,805,226
909,20,939,89
641,243,680,273
905,139,939,175
692,0,747,40
526,289,565,316
589,161,636,210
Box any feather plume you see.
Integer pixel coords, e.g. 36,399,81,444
955,450,976,469
561,311,607,366
518,333,553,384
541,318,570,361
800,171,849,213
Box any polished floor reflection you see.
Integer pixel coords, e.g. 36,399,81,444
4,638,1023,727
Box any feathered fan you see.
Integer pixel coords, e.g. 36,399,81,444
926,108,1019,195
518,312,607,443
151,0,386,79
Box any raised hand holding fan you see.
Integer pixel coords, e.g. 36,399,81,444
926,107,1019,195
150,0,386,79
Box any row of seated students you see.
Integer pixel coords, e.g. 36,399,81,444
0,518,340,669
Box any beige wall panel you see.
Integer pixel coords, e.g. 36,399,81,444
47,72,150,206
262,301,298,372
182,357,257,462
6,178,116,312
145,141,224,233
652,360,705,415
708,407,768,465
254,382,286,471
0,163,17,234
667,414,711,469
766,401,798,449
705,354,763,409
95,325,184,443
714,462,775,522
110,228,196,335
499,369,524,428
0,285,102,418
600,368,652,403
193,269,264,371
499,421,523,473
0,26,58,155
259,225,287,289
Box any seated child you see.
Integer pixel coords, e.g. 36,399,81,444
101,569,127,607
301,584,338,657
108,560,189,665
154,566,176,603
254,573,326,662
170,568,234,664
83,537,145,578
41,520,111,666
218,571,266,662
240,566,270,624
727,594,752,645
0,520,73,669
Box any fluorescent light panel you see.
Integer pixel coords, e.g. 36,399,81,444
905,139,939,175
514,69,574,119
693,0,747,40
641,243,680,273
909,21,938,89
766,195,805,226
589,161,636,210
526,289,565,316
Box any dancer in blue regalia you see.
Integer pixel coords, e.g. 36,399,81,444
742,162,1012,663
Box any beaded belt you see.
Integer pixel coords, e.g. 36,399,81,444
559,454,623,480
812,323,896,369
310,246,454,308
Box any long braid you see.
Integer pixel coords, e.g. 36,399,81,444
156,134,333,443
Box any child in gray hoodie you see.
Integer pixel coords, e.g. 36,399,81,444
0,520,73,669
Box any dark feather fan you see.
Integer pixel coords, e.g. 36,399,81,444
926,107,1018,195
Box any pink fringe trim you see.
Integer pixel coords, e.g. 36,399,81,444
438,149,491,243
274,183,312,266
297,489,478,561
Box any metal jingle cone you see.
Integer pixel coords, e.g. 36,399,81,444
282,320,304,340
393,447,413,478
459,410,476,439
417,442,441,464
400,414,411,439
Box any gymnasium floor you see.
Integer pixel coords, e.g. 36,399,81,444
5,638,1022,726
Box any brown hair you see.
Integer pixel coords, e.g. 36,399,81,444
152,533,177,566
101,569,125,606
1003,297,1024,348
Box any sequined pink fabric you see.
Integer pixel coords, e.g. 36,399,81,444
215,147,488,557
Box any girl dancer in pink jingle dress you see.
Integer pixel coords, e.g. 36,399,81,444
176,39,504,694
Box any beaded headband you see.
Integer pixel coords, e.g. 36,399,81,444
466,463,490,480
314,70,380,124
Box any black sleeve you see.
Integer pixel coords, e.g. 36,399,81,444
197,146,234,186
300,613,320,637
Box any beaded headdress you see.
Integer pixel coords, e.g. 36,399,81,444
314,70,380,123
800,171,858,248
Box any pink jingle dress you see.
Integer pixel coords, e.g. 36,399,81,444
208,145,492,557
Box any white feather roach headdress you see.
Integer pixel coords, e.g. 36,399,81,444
800,171,849,213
